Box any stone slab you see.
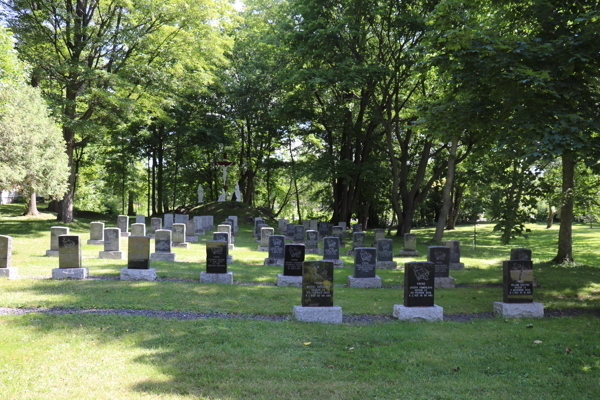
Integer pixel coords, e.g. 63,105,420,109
449,262,465,270
52,267,88,280
348,275,382,288
435,276,456,288
264,258,285,266
0,268,18,279
172,242,189,248
151,252,176,261
376,261,398,269
45,250,59,257
99,251,124,260
392,304,444,322
276,274,303,287
398,250,420,257
493,302,544,318
86,240,104,245
120,268,156,281
292,306,343,324
200,271,233,285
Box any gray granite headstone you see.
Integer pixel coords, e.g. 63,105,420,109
0,235,12,269
428,246,450,278
305,230,318,249
404,233,417,251
256,223,267,238
172,223,186,243
151,218,162,234
175,214,189,224
58,235,82,269
104,228,120,251
164,213,173,229
354,247,377,278
374,229,385,241
185,220,196,237
286,223,295,237
302,220,310,230
218,224,232,244
131,223,146,237
261,227,274,247
445,240,461,263
294,225,305,242
353,223,362,233
318,222,329,238
117,215,129,234
50,226,69,251
90,222,104,241
377,239,394,262
136,215,145,224
128,236,150,269
323,237,340,260
309,220,318,231
154,230,172,253
352,232,365,249
332,226,344,243
268,235,285,259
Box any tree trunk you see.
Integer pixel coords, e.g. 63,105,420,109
152,150,156,216
433,136,458,242
553,152,575,262
157,134,164,214
127,191,135,216
24,191,40,216
448,186,464,229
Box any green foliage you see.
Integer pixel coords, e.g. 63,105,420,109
0,26,27,85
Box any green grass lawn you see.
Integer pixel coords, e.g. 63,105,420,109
1,203,599,399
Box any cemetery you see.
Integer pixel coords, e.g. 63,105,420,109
1,1,599,398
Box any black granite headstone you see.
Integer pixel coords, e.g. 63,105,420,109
284,244,305,276
428,246,450,278
268,235,285,259
206,241,228,273
318,222,329,237
213,232,229,243
323,237,340,260
302,260,334,307
377,239,394,262
510,248,532,261
404,262,435,307
354,247,376,278
503,260,533,303
128,236,150,269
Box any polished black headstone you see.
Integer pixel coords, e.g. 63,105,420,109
284,244,305,276
510,248,532,261
404,262,435,307
503,260,533,303
213,232,229,243
302,260,334,307
206,241,228,273
318,222,329,237
323,237,340,260
428,246,450,278
354,247,376,278
128,236,150,269
377,239,394,262
268,235,285,259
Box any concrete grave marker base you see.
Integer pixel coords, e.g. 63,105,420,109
172,242,189,248
493,302,544,318
99,251,124,260
200,271,233,285
393,305,444,322
0,268,18,279
86,240,104,245
120,232,131,237
264,258,284,266
450,262,465,270
45,250,59,257
293,306,343,324
276,274,302,287
434,276,456,288
120,268,156,281
257,246,269,252
52,267,88,280
398,250,420,257
348,275,382,288
305,248,322,255
186,236,199,242
376,261,398,269
151,253,176,262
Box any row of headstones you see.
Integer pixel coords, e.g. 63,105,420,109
105,214,215,238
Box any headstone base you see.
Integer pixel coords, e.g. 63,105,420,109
151,252,176,261
172,242,189,248
45,250,59,257
348,275,382,288
186,236,198,242
398,250,420,257
276,274,302,287
331,259,345,268
86,240,104,245
120,268,156,281
264,258,284,266
449,262,465,270
52,267,88,280
493,302,544,318
257,246,269,252
392,305,443,322
99,251,124,260
292,306,343,324
200,271,233,285
0,268,18,279
435,276,456,288
120,232,131,237
376,261,398,269
305,248,322,255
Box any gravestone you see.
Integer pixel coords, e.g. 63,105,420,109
175,214,189,224
151,229,176,261
0,235,16,279
258,227,274,251
493,259,544,318
332,226,344,246
121,236,155,281
200,241,233,284
318,222,329,239
164,213,174,230
286,223,296,238
428,246,455,288
185,220,198,242
347,232,365,256
376,239,397,269
323,236,344,268
213,232,234,262
193,216,205,235
353,223,362,233
218,224,234,248
309,220,318,232
225,219,236,237
302,220,310,230
348,247,381,288
511,248,532,261
227,216,238,232
255,223,267,242
445,240,465,270
338,222,347,237
372,228,385,246
172,223,188,248
305,230,321,254
253,218,265,238
131,223,146,237
264,235,285,266
87,222,104,245
99,228,123,259
393,261,443,321
398,233,420,257
136,214,145,224
292,260,342,324
293,225,305,243
46,226,69,256
118,215,130,237
277,244,305,287
206,215,214,229
279,218,288,235
150,218,162,235
53,235,87,279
